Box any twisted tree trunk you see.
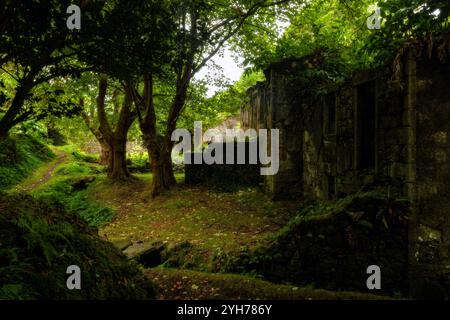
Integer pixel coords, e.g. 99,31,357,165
142,133,176,197
82,78,135,180
0,69,37,141
127,70,188,197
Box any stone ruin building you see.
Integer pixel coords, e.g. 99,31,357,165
183,34,450,297
241,39,450,298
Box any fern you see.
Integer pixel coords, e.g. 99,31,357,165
17,213,74,265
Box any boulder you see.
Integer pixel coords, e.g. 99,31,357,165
123,241,167,267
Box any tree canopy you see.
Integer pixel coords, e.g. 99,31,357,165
1,0,449,194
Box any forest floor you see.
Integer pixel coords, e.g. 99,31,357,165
12,148,298,263
10,148,385,300
93,173,298,264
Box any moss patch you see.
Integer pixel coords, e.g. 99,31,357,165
19,152,115,228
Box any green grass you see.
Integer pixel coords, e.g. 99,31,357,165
58,145,100,163
54,161,102,176
91,175,298,271
30,159,115,228
0,134,54,190
128,153,150,173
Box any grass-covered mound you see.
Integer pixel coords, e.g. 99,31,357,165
0,135,54,190
145,268,386,300
0,193,154,300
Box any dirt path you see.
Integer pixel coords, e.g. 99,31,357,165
20,150,68,192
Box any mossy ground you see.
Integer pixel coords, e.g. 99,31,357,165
90,174,298,269
2,144,113,229
7,145,300,270
145,268,387,300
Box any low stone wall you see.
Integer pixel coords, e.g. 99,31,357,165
184,141,262,189
218,193,410,295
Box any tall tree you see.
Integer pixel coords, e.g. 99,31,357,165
76,0,176,180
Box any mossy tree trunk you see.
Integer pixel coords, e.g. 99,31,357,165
142,132,175,197
99,139,112,166
109,138,129,180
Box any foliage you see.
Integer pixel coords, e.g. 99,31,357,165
59,145,100,164
204,71,265,126
0,134,54,190
35,171,115,228
234,0,449,81
17,213,75,266
79,0,176,81
364,0,450,62
233,0,376,72
55,162,100,176
127,153,150,173
0,0,107,134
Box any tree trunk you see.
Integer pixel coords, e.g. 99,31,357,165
147,142,167,197
99,139,111,166
108,139,129,180
128,73,176,197
0,69,38,137
92,78,135,181
162,140,176,186
143,133,175,197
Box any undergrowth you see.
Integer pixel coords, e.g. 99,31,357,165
59,145,99,164
0,134,54,190
34,162,115,228
0,193,154,300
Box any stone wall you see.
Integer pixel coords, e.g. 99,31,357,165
413,56,450,298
